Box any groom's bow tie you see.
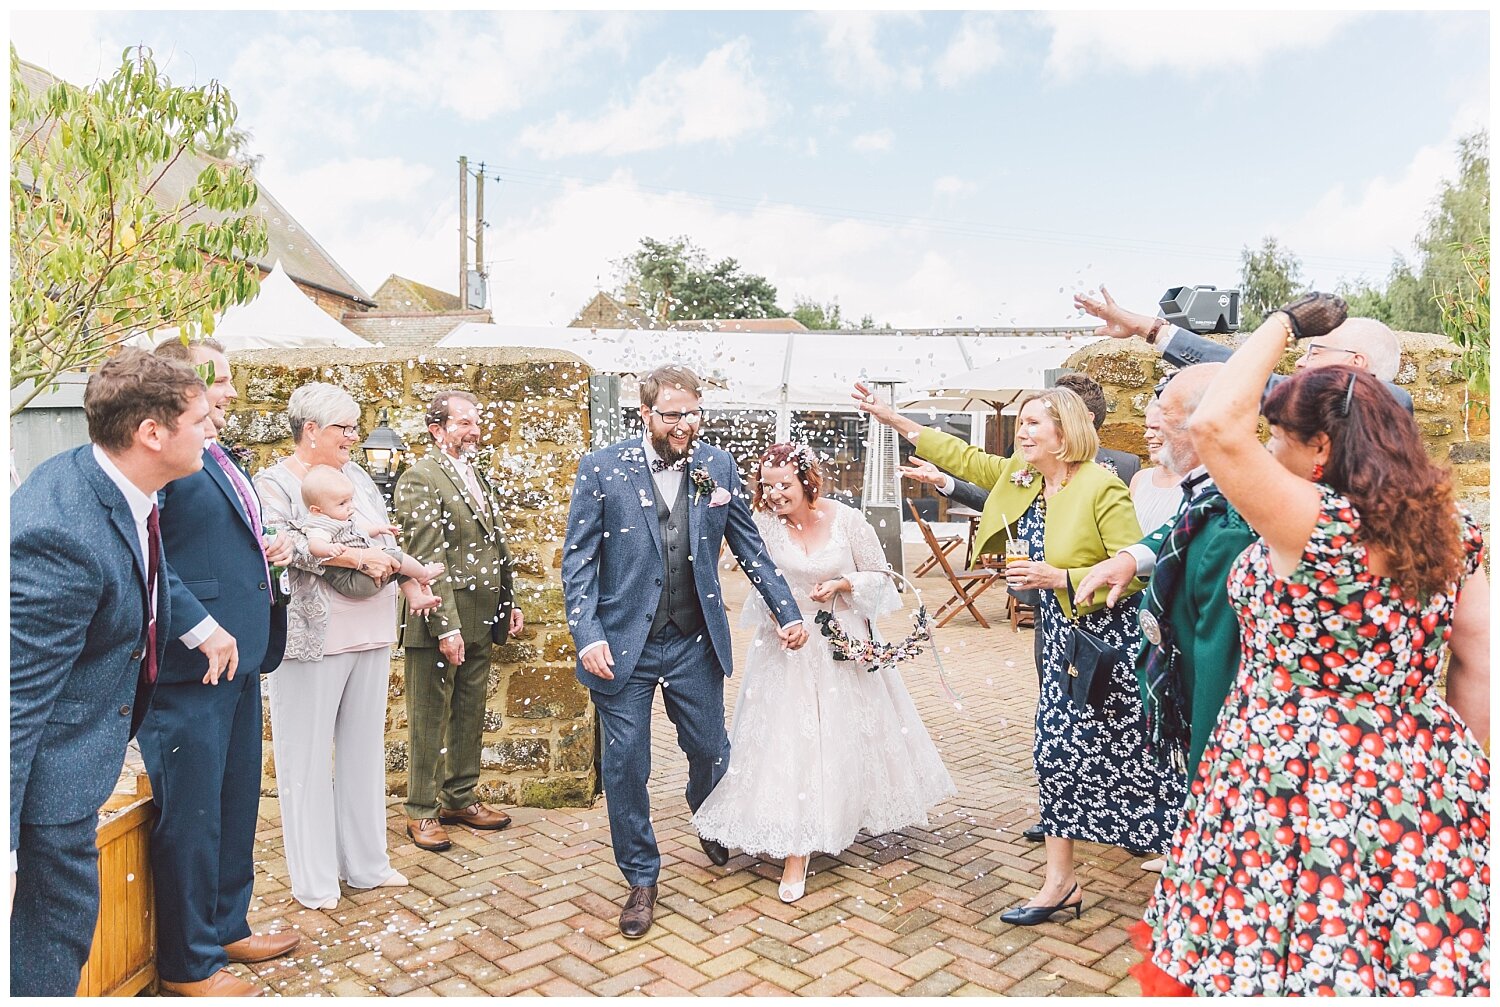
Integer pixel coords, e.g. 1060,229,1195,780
651,457,687,473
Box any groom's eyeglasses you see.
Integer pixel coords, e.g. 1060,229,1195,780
651,408,706,425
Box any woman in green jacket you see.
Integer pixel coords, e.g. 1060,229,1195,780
855,383,1187,925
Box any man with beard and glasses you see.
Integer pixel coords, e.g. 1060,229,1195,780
561,365,806,939
393,390,520,852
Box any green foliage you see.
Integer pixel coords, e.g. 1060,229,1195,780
10,46,268,415
1239,236,1308,329
1435,236,1489,397
791,297,882,330
615,235,782,322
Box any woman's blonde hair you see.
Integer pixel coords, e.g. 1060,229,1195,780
1023,387,1099,464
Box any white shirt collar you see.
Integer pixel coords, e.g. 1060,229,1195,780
92,444,157,525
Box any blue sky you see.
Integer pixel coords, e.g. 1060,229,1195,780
10,10,1490,328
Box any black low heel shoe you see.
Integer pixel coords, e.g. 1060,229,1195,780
999,884,1083,926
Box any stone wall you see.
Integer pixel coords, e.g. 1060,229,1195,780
223,346,598,808
1065,332,1490,531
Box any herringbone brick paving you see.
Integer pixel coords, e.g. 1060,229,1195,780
240,549,1155,995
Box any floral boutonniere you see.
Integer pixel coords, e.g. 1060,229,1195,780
690,465,717,504
1011,467,1038,488
222,441,255,473
1098,458,1119,477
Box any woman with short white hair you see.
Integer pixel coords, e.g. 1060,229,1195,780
254,382,437,909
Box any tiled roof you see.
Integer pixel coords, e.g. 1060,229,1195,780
372,275,464,313
14,58,375,308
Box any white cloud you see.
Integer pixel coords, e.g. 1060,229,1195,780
933,13,1006,88
271,158,435,210
1043,12,1359,80
8,11,126,85
814,12,924,92
933,175,977,199
852,129,894,153
1278,102,1490,284
519,39,774,158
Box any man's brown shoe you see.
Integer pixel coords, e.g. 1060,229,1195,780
618,884,658,939
223,931,300,963
406,817,452,851
161,969,262,997
438,802,512,831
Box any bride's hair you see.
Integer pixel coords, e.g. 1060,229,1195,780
752,443,824,511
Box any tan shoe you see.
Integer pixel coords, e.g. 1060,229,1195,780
438,802,512,831
406,817,453,851
223,930,300,963
160,968,263,997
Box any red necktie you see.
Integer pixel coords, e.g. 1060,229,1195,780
145,503,160,684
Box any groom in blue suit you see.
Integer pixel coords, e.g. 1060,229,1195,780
138,338,299,997
10,351,211,996
562,365,806,939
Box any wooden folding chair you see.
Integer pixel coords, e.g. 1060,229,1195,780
912,510,963,576
906,501,1002,628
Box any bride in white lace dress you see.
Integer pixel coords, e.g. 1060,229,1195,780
692,444,956,902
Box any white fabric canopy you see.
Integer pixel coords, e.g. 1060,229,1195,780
144,261,372,350
898,346,1079,411
437,323,1097,411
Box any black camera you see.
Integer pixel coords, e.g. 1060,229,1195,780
1160,285,1240,334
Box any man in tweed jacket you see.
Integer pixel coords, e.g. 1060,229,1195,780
393,390,519,853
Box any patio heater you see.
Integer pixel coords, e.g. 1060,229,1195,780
860,378,906,579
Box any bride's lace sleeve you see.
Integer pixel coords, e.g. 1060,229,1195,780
841,506,901,620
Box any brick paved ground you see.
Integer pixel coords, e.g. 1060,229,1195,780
237,548,1157,996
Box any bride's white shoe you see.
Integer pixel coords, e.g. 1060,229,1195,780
779,856,808,903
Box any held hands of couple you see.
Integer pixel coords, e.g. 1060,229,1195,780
1073,553,1139,609
777,622,810,650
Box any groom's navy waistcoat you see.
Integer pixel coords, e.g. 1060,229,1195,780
651,481,705,637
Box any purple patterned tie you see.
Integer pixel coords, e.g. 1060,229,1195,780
208,442,270,582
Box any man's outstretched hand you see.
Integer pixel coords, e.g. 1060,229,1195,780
1073,286,1156,341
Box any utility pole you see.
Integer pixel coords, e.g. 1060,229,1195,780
457,155,469,306
474,162,485,280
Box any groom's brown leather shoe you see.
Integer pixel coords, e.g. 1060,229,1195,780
160,969,263,997
406,817,452,851
439,802,512,831
223,930,300,963
619,884,658,939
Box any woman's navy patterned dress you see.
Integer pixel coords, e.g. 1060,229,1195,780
1019,498,1187,851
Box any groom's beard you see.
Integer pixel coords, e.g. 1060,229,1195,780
651,429,696,466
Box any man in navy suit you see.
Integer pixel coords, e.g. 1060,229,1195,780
10,350,213,996
562,365,806,939
139,338,298,997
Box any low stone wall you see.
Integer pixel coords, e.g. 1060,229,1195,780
224,346,597,808
1066,332,1490,531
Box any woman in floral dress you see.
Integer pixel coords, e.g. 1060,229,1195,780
1132,297,1491,996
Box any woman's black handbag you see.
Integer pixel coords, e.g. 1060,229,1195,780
1061,624,1126,713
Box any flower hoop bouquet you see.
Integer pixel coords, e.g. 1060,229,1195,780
813,569,962,704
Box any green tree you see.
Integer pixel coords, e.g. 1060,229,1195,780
1239,236,1308,329
791,297,844,330
10,46,268,415
615,235,782,322
1435,235,1488,397
1334,275,1393,324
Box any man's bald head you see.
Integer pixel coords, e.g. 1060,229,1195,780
1156,363,1222,474
1296,316,1401,381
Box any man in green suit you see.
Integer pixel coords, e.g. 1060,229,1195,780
394,390,521,852
1075,364,1257,778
